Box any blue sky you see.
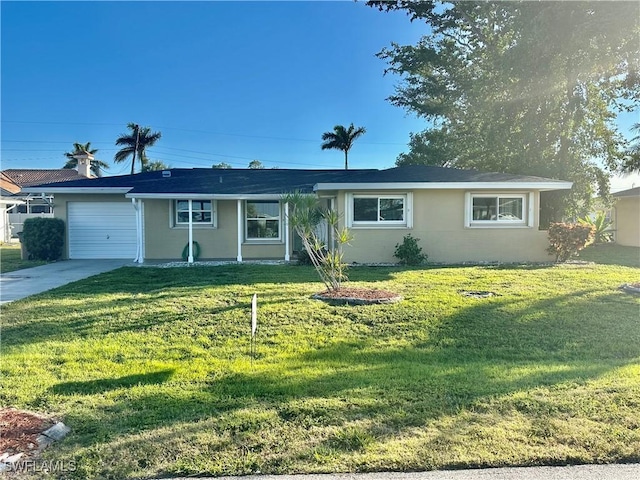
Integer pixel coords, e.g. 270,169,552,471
1,1,428,174
1,1,638,190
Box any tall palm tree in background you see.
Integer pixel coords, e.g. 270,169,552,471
114,123,162,174
321,123,366,170
63,142,109,177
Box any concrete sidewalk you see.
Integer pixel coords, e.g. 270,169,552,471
0,259,133,304
170,464,639,480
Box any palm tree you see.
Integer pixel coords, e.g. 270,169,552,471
63,142,109,177
114,123,162,174
321,123,366,170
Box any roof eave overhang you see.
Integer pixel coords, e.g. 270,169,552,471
313,181,573,192
21,187,133,194
125,193,285,200
0,198,25,205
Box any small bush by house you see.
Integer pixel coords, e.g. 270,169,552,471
546,222,594,262
394,234,428,265
21,218,65,261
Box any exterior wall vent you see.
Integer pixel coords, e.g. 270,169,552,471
162,170,171,178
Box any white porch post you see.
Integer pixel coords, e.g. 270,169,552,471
236,199,243,262
188,199,194,263
284,201,290,262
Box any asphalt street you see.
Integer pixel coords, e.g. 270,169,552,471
168,464,640,480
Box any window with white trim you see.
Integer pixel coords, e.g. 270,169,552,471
470,194,526,225
174,200,215,226
347,194,412,228
246,200,281,240
352,195,406,225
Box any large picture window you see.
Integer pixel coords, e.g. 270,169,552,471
246,200,280,240
352,195,406,225
174,200,214,225
470,195,526,224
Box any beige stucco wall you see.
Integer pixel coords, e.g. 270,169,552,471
143,199,287,260
334,189,552,263
53,189,554,263
615,197,640,247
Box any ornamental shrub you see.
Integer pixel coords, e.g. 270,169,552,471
546,222,595,262
21,217,65,261
578,211,613,244
283,192,352,292
394,234,428,265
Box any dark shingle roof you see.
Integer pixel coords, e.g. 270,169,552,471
28,165,570,195
2,169,89,187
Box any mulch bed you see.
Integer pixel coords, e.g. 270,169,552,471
312,287,402,305
0,408,54,456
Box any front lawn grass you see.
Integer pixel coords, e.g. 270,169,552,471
1,262,639,479
578,244,640,267
0,243,48,273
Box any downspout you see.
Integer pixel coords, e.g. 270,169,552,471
188,199,194,263
131,198,143,263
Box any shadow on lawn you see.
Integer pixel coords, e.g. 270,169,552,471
0,295,249,349
64,264,399,295
50,370,174,395
46,289,640,456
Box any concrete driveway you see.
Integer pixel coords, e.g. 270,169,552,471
0,259,133,304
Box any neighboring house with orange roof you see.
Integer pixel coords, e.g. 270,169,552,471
1,173,24,242
0,166,92,242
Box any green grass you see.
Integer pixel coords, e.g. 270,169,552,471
0,244,48,273
578,244,640,267
1,259,639,479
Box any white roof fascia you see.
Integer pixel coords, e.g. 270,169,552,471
0,198,25,205
313,181,573,192
125,193,285,200
21,187,132,194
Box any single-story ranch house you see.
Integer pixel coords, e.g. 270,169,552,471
24,164,572,264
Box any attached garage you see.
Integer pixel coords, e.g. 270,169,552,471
67,202,137,259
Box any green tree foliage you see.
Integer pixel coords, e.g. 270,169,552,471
212,162,233,169
620,123,640,175
368,1,640,225
63,142,109,177
114,123,162,174
321,123,367,170
142,161,170,172
248,160,264,169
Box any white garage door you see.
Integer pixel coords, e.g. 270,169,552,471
68,202,137,259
